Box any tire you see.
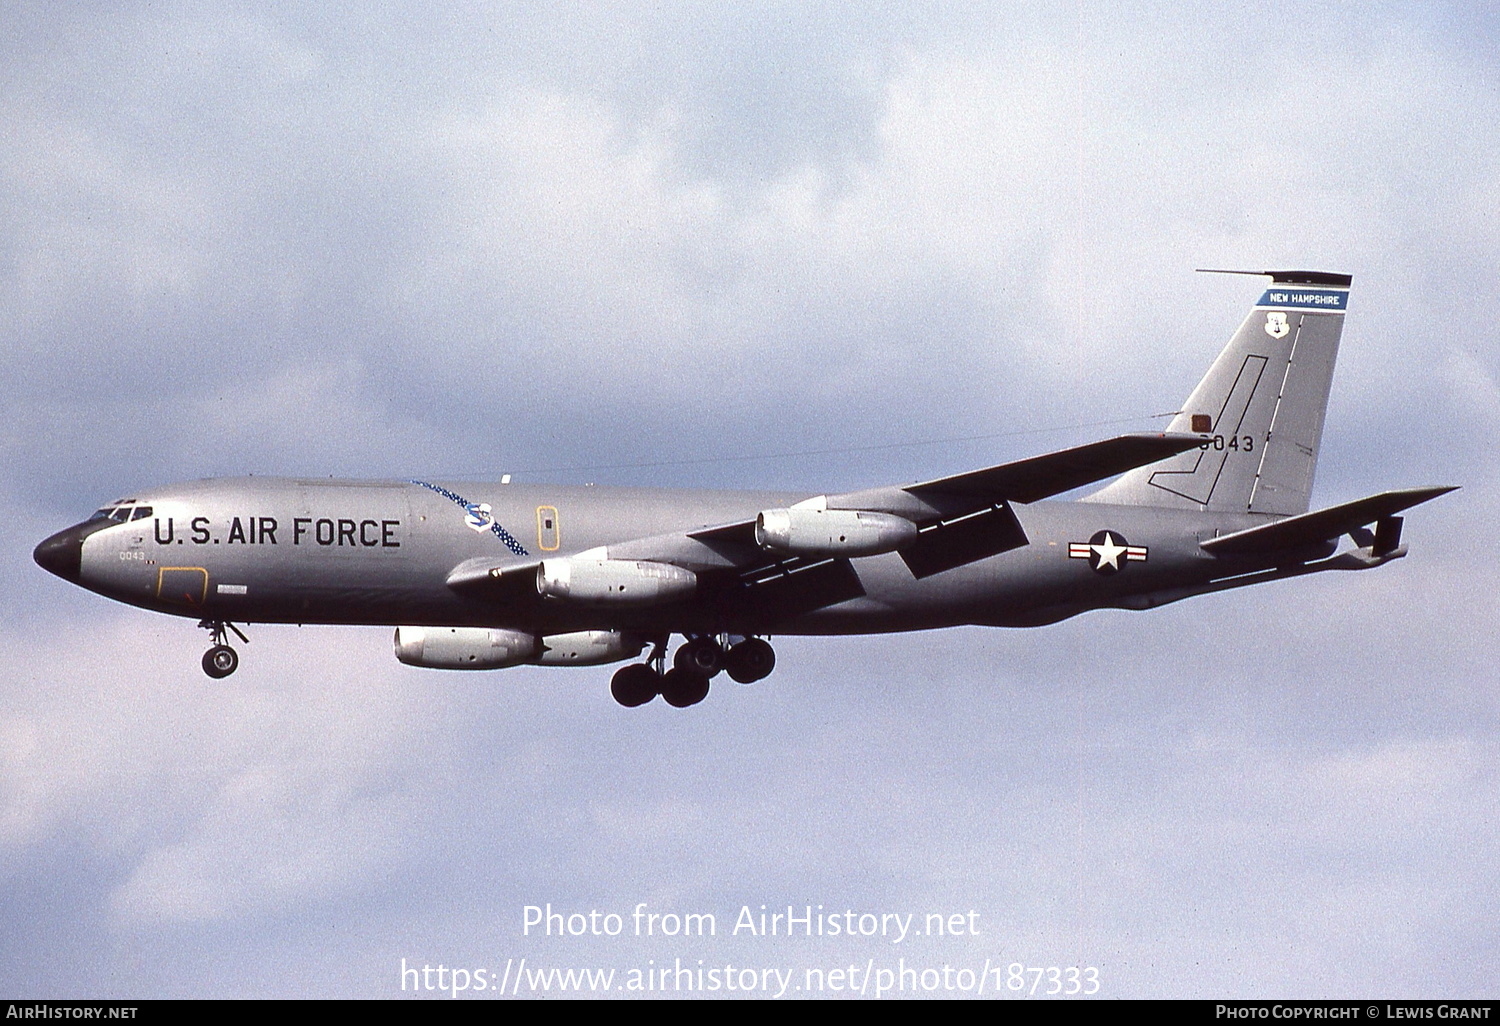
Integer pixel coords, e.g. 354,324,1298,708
659,667,710,708
674,637,724,678
610,664,659,707
202,645,238,679
725,638,775,683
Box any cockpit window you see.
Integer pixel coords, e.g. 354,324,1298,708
89,505,141,523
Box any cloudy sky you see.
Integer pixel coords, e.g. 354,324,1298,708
2,1,1497,999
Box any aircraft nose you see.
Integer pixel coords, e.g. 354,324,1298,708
34,525,86,581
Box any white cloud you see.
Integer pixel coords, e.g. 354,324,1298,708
0,616,468,925
3,0,1497,998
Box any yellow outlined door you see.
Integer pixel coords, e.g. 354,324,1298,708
536,506,560,551
158,567,208,605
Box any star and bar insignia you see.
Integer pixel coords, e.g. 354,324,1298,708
1068,530,1148,574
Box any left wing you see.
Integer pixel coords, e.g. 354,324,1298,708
904,432,1209,503
444,432,1207,610
445,555,541,602
1200,486,1457,556
830,432,1208,517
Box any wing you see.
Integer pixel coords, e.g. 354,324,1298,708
445,555,541,602
903,432,1210,503
1200,486,1457,555
826,431,1209,579
825,432,1208,517
442,432,1208,617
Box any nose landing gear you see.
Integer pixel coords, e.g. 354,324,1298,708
199,620,248,679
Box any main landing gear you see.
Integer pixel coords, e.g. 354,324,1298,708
199,620,248,679
610,635,776,709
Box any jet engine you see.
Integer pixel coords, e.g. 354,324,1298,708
394,627,643,669
534,630,645,666
536,558,696,605
394,626,539,669
754,508,918,557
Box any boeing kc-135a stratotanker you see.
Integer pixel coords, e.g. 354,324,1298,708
35,271,1455,708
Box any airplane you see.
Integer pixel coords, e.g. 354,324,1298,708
34,270,1455,708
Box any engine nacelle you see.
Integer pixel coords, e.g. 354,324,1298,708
394,627,644,669
394,626,539,669
754,507,918,557
535,630,645,666
537,558,696,605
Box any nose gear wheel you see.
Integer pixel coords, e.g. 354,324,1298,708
198,620,248,678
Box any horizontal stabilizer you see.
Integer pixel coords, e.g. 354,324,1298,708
906,432,1207,503
1201,486,1457,556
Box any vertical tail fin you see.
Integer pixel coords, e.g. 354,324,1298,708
1088,270,1351,515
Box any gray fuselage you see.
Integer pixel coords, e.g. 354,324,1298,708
57,476,1287,637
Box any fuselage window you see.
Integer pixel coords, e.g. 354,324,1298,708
131,506,153,521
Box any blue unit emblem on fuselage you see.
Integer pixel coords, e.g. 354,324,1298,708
411,480,530,556
464,503,493,532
